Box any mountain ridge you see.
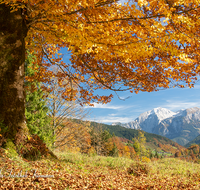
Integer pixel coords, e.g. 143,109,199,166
112,107,200,146
185,134,200,147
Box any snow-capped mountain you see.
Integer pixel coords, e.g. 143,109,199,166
124,107,177,133
112,107,200,146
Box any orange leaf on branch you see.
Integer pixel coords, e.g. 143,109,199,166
1,0,200,105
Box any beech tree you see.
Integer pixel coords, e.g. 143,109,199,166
0,0,200,151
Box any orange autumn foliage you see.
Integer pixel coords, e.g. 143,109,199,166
1,0,200,105
55,119,91,153
112,136,136,158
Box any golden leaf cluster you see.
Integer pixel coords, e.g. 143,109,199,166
2,0,200,104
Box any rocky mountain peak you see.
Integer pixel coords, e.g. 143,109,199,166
112,107,200,146
150,107,177,121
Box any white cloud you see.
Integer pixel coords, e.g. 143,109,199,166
84,102,124,110
163,100,200,111
88,116,133,124
118,0,128,5
108,113,118,116
193,85,200,89
92,100,200,124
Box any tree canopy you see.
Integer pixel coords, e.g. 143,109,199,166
2,0,200,106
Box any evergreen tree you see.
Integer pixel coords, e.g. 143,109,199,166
149,151,154,159
155,150,159,159
89,126,114,156
25,53,54,148
101,130,112,143
109,143,119,157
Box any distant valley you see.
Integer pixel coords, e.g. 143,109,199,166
112,107,200,146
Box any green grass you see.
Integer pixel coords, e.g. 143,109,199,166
55,150,133,170
55,150,200,179
149,158,200,178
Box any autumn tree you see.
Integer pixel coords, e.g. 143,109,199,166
123,145,131,158
0,0,200,153
46,75,89,144
112,136,125,157
89,126,102,155
89,126,114,156
43,72,90,150
55,119,91,153
133,130,147,157
101,130,115,156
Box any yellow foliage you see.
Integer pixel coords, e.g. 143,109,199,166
124,146,131,158
2,0,200,103
88,146,96,156
141,156,151,163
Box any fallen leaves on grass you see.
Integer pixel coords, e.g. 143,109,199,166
0,150,200,189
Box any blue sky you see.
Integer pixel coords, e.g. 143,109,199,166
83,85,200,124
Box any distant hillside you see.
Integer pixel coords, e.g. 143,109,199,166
88,121,184,154
185,135,200,147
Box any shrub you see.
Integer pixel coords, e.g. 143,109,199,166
127,161,150,176
141,156,151,163
19,134,57,161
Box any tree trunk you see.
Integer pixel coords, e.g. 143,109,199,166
0,4,29,148
0,4,58,160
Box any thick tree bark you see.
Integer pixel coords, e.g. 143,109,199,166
0,4,29,147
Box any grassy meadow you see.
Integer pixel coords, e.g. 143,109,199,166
0,148,200,189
